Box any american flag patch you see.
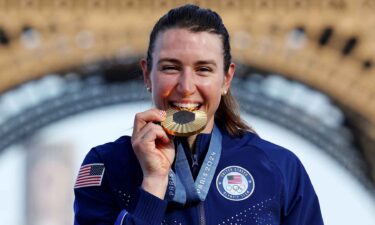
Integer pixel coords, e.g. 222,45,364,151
227,174,242,184
74,163,105,189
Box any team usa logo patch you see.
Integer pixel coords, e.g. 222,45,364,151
216,166,255,201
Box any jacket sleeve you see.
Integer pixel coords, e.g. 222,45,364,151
280,152,324,225
74,148,168,225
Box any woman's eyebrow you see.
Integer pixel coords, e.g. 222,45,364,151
157,58,181,65
196,60,217,67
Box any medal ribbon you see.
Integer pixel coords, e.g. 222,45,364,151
166,125,222,204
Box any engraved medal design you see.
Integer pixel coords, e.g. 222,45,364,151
161,108,207,137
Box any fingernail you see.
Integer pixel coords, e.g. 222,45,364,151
159,110,166,119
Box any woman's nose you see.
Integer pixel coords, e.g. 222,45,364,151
177,69,196,96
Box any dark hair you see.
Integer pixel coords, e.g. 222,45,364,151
146,4,254,136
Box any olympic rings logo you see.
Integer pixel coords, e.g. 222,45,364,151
225,183,247,193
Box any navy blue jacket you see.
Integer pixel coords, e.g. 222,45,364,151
74,127,324,225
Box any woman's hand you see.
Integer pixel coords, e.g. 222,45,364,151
131,109,175,199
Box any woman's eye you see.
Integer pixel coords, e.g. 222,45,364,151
161,65,179,72
197,67,213,73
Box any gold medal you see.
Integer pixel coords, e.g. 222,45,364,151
161,108,207,137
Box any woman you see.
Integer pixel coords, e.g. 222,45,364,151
74,4,324,225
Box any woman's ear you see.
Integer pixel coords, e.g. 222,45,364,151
222,62,235,93
140,59,151,90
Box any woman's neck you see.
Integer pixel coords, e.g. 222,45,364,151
186,134,197,152
185,122,214,151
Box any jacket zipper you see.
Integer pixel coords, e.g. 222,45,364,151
191,136,200,178
198,202,206,225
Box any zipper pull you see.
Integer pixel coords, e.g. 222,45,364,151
192,154,199,167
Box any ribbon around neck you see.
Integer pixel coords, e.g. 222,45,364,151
166,125,222,205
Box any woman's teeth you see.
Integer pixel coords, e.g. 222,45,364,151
172,102,200,110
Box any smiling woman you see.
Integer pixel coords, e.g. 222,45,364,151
141,28,234,136
73,4,324,225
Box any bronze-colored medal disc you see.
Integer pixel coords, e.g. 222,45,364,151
161,108,207,137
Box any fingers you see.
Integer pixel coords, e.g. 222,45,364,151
133,108,166,135
137,122,170,144
131,108,169,149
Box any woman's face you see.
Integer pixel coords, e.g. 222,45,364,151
141,28,235,133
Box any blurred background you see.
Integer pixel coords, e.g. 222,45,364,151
1,0,375,224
